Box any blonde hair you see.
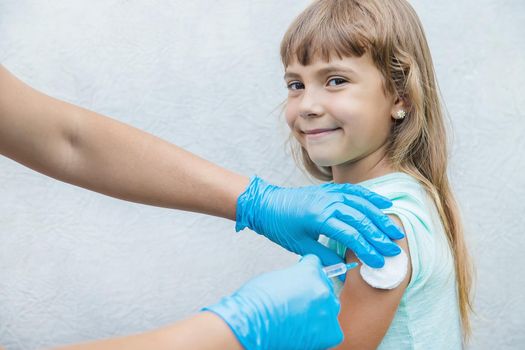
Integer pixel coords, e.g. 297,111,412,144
280,0,474,340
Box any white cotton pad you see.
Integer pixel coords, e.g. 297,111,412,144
359,249,408,290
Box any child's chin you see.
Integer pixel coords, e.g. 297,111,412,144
310,156,338,168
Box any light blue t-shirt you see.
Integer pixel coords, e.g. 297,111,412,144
322,172,463,349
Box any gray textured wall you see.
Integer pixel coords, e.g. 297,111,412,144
0,1,523,349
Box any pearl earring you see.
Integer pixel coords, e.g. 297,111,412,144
394,110,406,120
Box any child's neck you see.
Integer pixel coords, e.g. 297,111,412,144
331,145,395,184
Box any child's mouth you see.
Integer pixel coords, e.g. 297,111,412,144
303,127,342,139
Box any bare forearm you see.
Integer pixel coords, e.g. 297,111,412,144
0,65,248,219
56,103,248,219
53,312,243,350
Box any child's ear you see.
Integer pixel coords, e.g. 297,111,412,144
391,96,409,120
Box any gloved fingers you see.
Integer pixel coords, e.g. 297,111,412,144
303,240,346,288
327,183,392,209
299,241,344,267
298,255,344,349
299,254,343,304
296,240,346,288
341,194,405,240
322,216,385,268
299,242,346,283
299,253,321,263
329,203,402,257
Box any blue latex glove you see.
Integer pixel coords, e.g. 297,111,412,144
236,176,404,269
203,255,343,350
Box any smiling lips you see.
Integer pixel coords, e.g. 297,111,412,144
303,127,341,139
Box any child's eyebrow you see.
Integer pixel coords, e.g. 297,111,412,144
283,71,301,81
284,65,357,81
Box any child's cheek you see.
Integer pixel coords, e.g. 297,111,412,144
284,106,297,130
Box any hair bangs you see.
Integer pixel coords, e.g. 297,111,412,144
280,1,372,67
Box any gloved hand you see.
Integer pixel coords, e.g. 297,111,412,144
236,176,404,268
203,255,343,350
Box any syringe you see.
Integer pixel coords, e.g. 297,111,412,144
323,262,359,278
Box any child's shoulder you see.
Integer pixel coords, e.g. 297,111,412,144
360,172,433,223
359,172,426,201
361,172,450,286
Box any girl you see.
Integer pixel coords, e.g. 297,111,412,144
280,0,474,349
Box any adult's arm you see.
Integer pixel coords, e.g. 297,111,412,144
53,312,243,350
51,255,342,350
0,65,246,220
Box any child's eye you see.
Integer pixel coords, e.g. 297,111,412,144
287,81,304,90
327,77,348,86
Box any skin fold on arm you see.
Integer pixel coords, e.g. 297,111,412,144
335,215,412,350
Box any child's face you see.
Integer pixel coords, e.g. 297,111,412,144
284,53,399,169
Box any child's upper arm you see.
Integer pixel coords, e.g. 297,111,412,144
334,215,413,350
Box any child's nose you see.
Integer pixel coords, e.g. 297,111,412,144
298,88,324,119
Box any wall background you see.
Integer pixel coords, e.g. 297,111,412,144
0,1,523,349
